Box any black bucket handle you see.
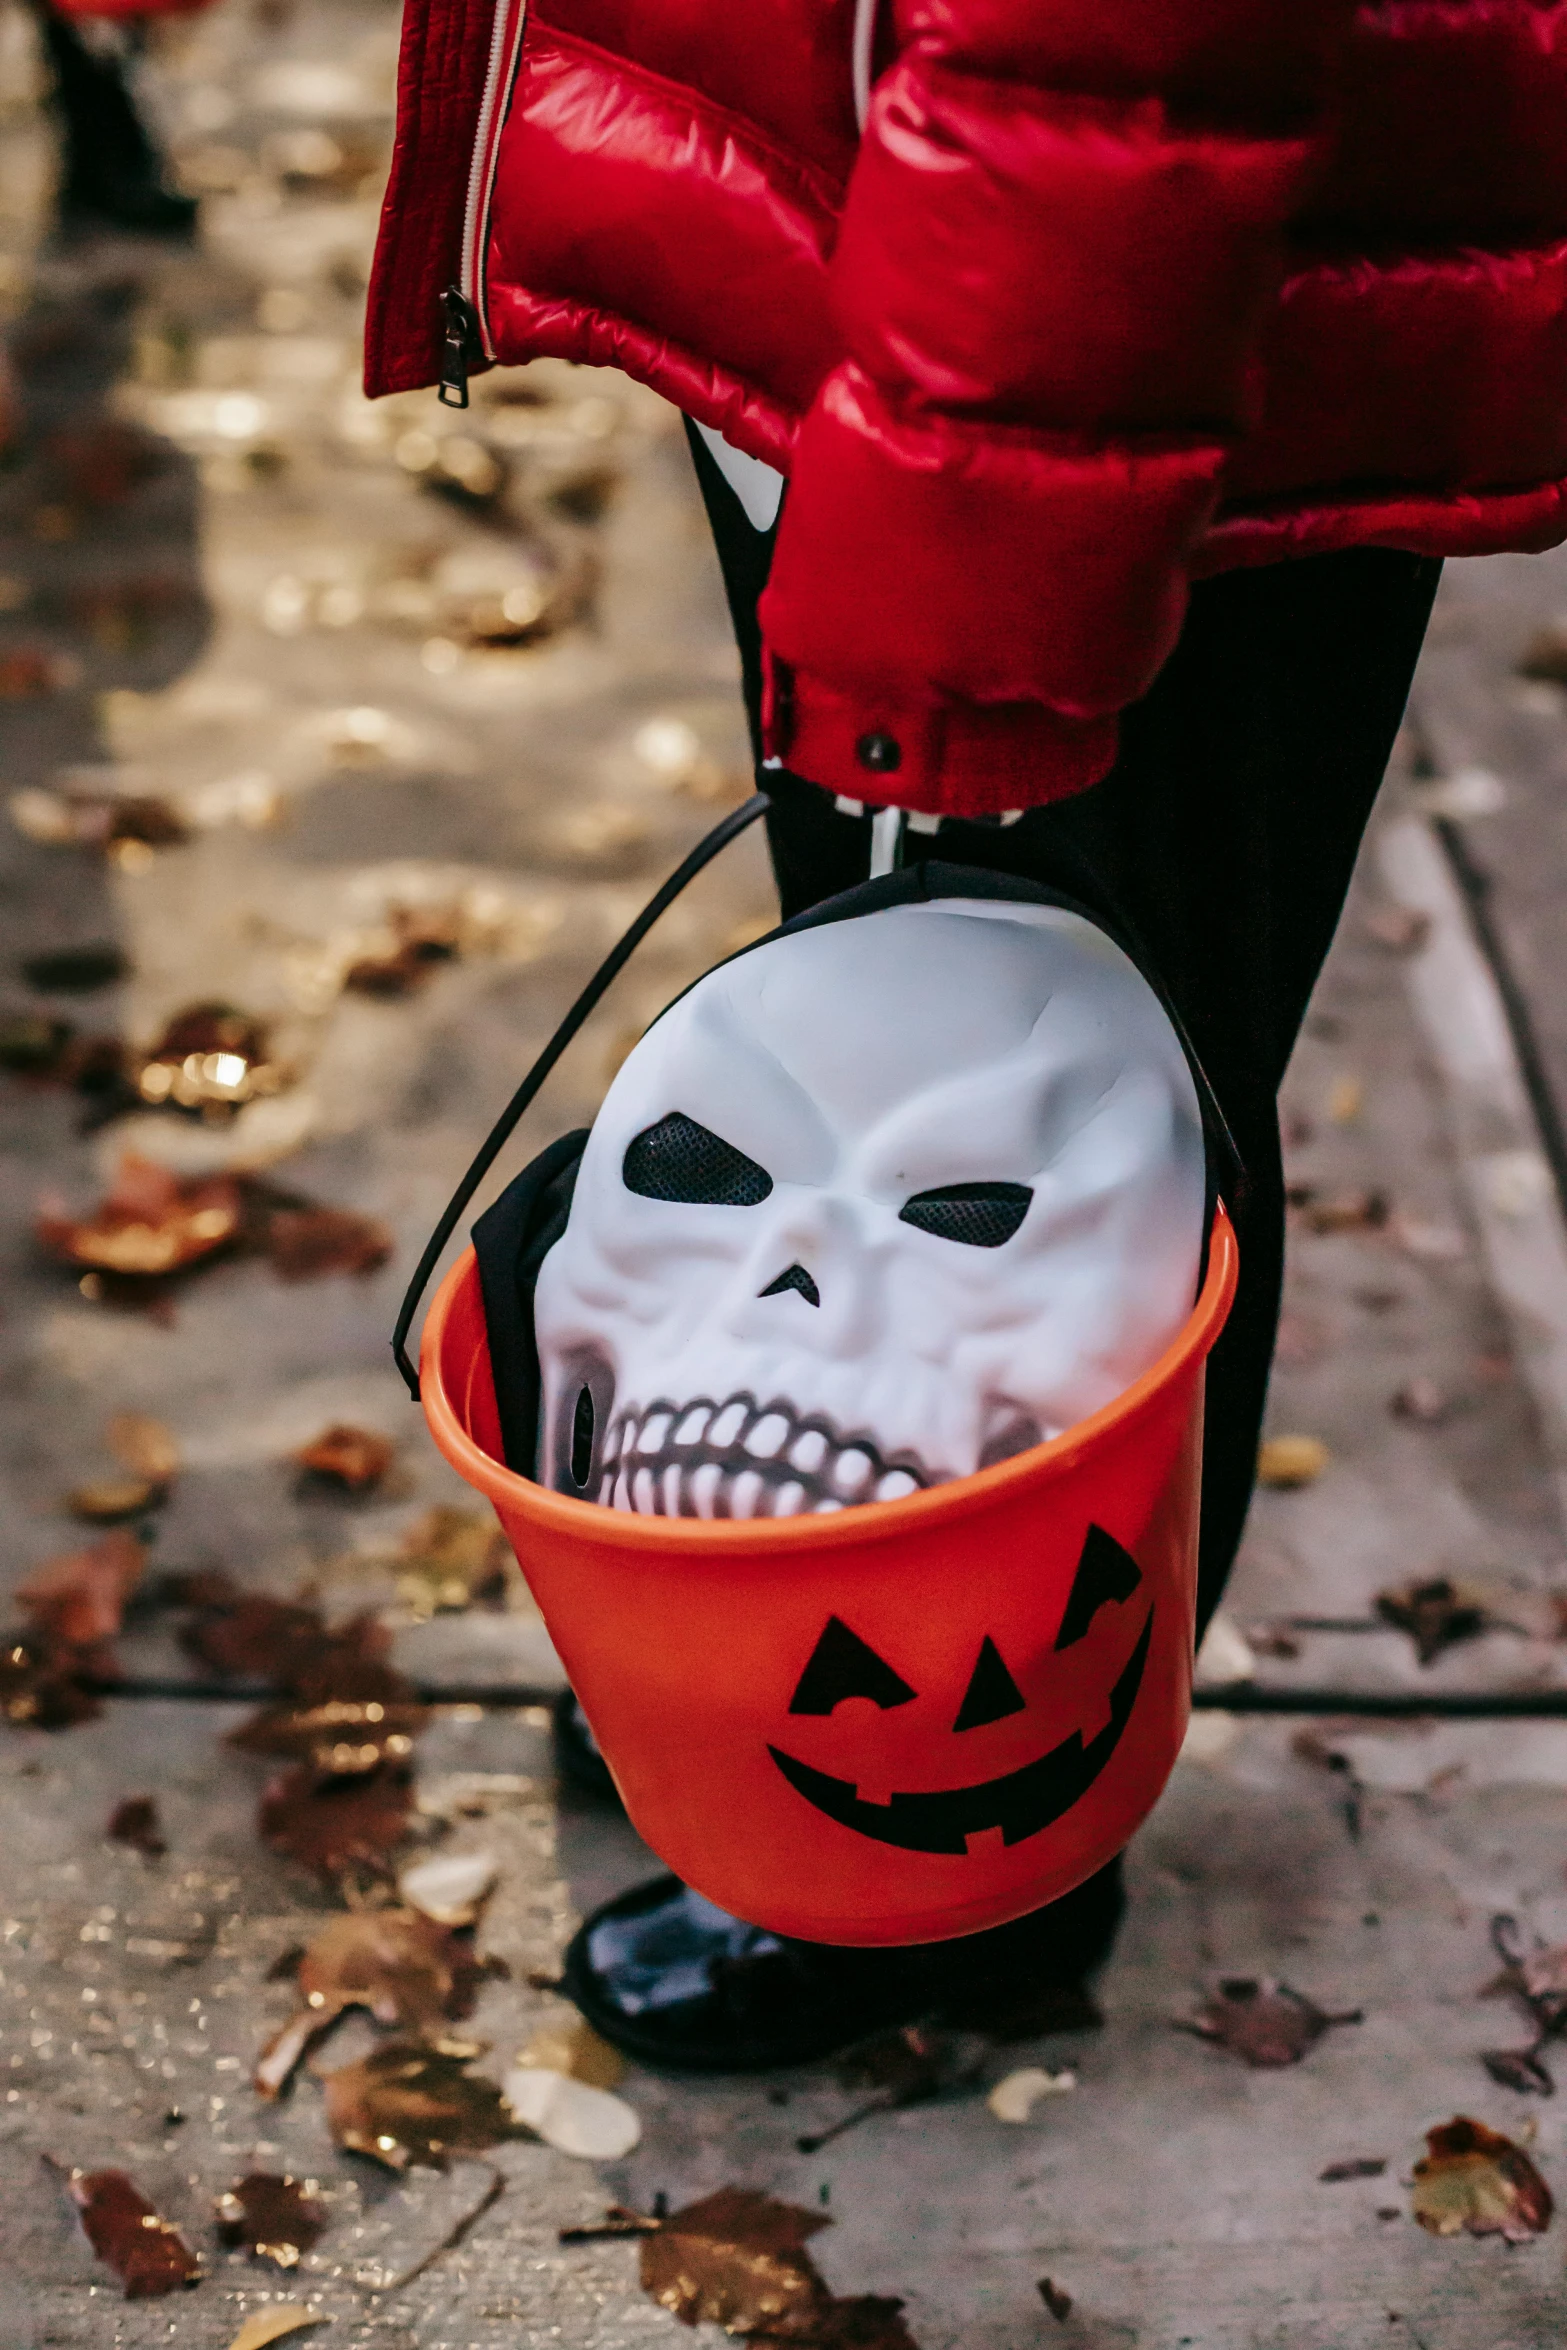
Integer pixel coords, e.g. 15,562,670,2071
392,791,771,1398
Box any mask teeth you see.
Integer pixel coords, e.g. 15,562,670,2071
600,1393,931,1516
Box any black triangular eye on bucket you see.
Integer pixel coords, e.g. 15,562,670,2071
952,1636,1026,1731
789,1617,916,1715
1054,1525,1142,1651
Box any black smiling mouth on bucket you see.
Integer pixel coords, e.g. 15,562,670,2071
767,1527,1153,1855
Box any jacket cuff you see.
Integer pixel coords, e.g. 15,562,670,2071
760,653,1117,819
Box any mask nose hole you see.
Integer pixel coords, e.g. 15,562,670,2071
570,1384,596,1486
759,1262,820,1308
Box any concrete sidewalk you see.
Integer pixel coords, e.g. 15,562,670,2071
5,4,1567,2343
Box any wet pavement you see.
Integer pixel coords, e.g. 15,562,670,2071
5,3,1567,2343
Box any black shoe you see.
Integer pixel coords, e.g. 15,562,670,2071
561,1859,1124,2074
551,1688,625,1808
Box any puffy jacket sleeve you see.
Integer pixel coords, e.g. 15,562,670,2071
756,0,1355,816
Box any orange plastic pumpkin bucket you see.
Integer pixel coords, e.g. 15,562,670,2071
419,1209,1237,1947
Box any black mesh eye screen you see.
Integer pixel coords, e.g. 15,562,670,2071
899,1182,1033,1248
622,1111,773,1206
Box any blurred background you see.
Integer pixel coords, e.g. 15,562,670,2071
7,1,1567,2341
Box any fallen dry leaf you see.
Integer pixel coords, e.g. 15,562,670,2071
1296,1186,1389,1236
17,1529,144,1649
255,1907,489,2096
214,2173,326,2267
0,1634,100,1728
181,1584,389,1684
258,1763,415,1883
1327,1074,1364,1126
296,1423,395,1490
1180,1978,1362,2068
225,2309,325,2350
1516,625,1567,686
1038,2279,1072,2323
1411,2115,1553,2241
1319,2157,1386,2181
641,2187,830,2336
323,2041,518,2170
106,1413,179,1483
399,1849,498,1929
261,1202,392,1282
986,2067,1075,2123
230,1655,428,1775
107,1795,165,1857
66,1475,162,1523
135,1000,284,1116
49,2160,200,2296
38,1153,241,1279
1376,1576,1487,1666
1257,1436,1330,1490
504,2067,641,2159
513,2012,622,2089
394,1505,509,1616
1481,2046,1556,2096
638,2188,917,2350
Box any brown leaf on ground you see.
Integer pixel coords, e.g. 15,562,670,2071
344,906,462,998
323,2041,518,2170
1038,2279,1073,2323
1411,2115,1553,2240
395,1505,510,1615
49,2161,201,2296
1375,1576,1487,1665
1299,1186,1390,1236
0,1011,75,1076
641,2187,831,2336
1319,2157,1387,2181
213,2173,326,2267
258,1762,415,1881
136,1001,284,1116
807,2298,918,2350
1481,2047,1556,2096
0,1634,99,1728
1256,1435,1330,1490
37,1153,241,1278
230,1655,428,1776
225,2308,324,2350
17,1529,144,1649
66,1475,162,1522
107,1795,165,1857
181,1587,389,1685
1180,1977,1362,2068
1516,626,1567,686
261,1202,393,1281
296,1423,395,1490
255,1908,488,2096
105,1413,180,1484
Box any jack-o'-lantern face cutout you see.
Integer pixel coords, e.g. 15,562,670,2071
767,1526,1149,1854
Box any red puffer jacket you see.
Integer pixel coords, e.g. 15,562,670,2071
368,0,1567,818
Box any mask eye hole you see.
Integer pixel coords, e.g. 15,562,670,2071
899,1182,1032,1248
623,1111,774,1207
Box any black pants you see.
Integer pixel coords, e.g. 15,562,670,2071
687,423,1442,1638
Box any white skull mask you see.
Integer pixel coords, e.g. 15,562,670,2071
533,897,1205,1517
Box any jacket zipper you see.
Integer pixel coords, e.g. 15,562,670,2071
440,0,530,405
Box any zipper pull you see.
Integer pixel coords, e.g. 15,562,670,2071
438,285,480,409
